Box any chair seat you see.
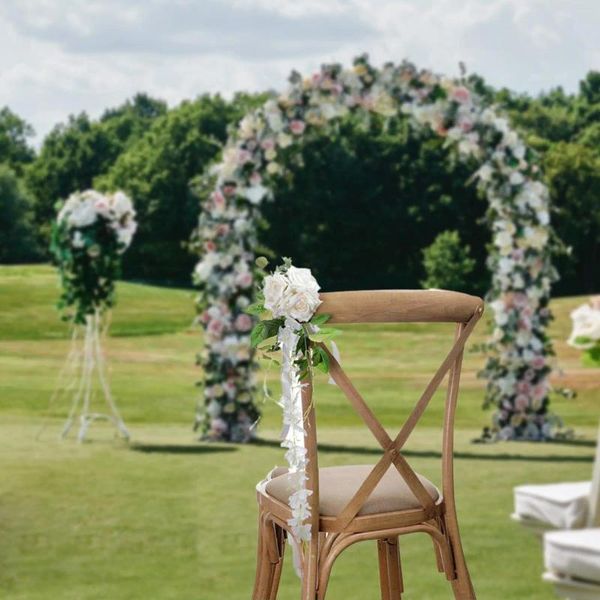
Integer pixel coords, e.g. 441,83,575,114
544,529,600,585
265,464,440,517
514,481,591,529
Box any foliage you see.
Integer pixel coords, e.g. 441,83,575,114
97,94,256,284
421,230,476,291
0,106,35,174
0,164,40,263
26,94,166,248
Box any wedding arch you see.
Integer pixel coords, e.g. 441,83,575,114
192,55,558,443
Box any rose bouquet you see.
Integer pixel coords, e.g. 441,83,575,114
568,297,600,367
51,189,137,324
247,258,340,379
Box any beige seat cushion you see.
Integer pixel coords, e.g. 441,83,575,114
265,464,439,517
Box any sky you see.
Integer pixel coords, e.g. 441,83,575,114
2,0,600,144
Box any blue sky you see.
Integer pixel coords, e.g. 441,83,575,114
1,0,599,142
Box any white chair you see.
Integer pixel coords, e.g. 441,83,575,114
512,427,600,537
542,428,600,599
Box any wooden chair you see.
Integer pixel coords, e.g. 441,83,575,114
253,289,485,600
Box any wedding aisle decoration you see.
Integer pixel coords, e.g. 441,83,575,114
193,54,560,442
50,189,137,442
252,259,339,550
568,297,600,367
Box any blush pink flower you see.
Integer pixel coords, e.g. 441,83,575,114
234,314,253,332
207,319,224,339
452,86,471,104
515,394,529,411
236,271,253,289
223,184,237,197
212,190,225,211
531,356,545,370
204,241,216,252
250,172,262,185
533,382,548,400
517,380,531,395
290,120,306,135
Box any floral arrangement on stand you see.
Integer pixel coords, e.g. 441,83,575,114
568,297,600,367
251,259,338,552
192,54,561,442
50,189,137,442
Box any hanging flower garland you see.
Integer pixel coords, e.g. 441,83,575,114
50,189,137,441
193,54,561,442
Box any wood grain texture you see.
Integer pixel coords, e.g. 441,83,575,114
316,289,483,324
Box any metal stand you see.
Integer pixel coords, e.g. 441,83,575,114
60,310,130,442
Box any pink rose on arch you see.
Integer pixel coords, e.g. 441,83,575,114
531,356,545,370
234,314,253,332
260,138,275,151
290,120,306,135
212,190,225,210
207,319,224,339
237,149,252,164
216,224,230,237
452,86,471,104
236,271,253,289
515,394,529,411
250,172,262,185
533,382,548,400
223,184,237,197
210,418,228,436
517,380,531,395
204,241,216,252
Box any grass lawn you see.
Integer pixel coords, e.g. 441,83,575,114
1,265,598,599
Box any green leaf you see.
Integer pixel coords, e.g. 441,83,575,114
313,346,330,374
310,313,331,326
245,303,265,316
250,322,266,347
308,327,342,343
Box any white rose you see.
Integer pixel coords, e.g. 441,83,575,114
263,272,288,316
110,191,133,218
68,199,97,228
280,289,321,322
286,266,320,295
244,185,267,205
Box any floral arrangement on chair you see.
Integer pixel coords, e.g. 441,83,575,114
250,258,340,543
50,189,137,442
568,297,600,367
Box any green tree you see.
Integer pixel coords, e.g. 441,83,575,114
421,230,476,291
0,164,40,263
0,107,35,174
259,114,488,294
98,94,246,283
26,94,167,248
544,142,600,294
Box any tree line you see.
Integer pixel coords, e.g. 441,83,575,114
1,72,598,296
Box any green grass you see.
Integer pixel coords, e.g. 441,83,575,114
0,264,599,599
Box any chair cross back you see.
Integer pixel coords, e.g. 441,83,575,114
589,425,600,528
306,290,484,531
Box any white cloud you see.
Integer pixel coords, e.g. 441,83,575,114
0,0,598,143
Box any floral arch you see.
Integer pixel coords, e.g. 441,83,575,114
193,55,558,443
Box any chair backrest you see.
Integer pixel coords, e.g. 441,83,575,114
300,289,484,532
588,425,600,527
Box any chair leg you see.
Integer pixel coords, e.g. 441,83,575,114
253,512,284,600
301,538,320,600
442,512,476,599
268,524,286,600
377,538,403,599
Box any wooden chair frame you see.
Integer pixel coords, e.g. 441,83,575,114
253,290,484,600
